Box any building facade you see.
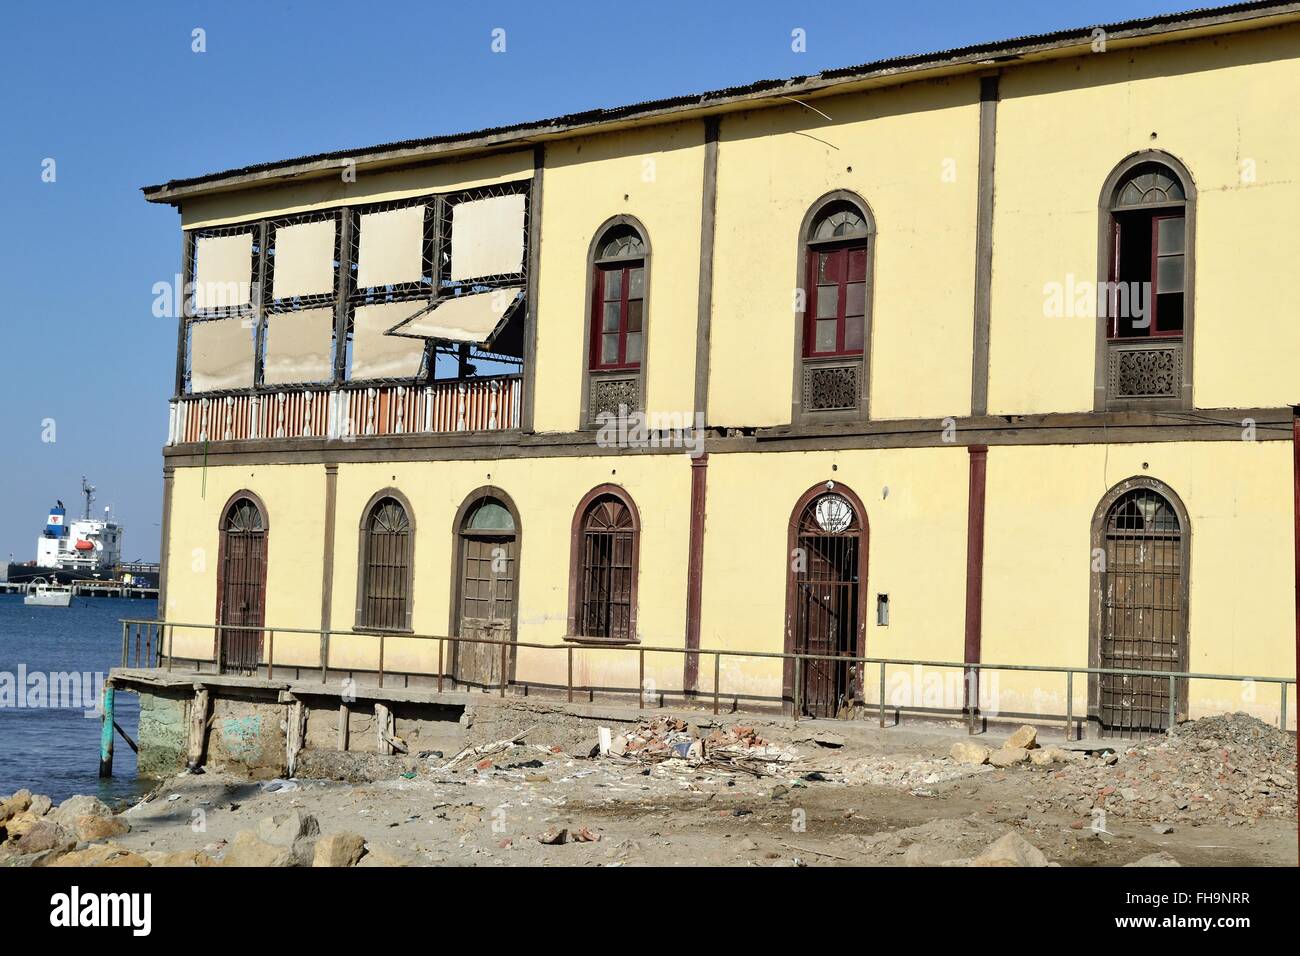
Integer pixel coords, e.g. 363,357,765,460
143,3,1300,734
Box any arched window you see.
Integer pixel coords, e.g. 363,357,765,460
783,484,868,717
356,491,414,631
451,488,520,688
794,192,874,421
583,218,649,425
568,485,640,643
1089,477,1190,738
216,492,268,674
1097,153,1195,409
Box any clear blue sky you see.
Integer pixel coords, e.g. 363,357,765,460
0,0,1181,563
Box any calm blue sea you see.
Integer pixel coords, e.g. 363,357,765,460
0,594,153,806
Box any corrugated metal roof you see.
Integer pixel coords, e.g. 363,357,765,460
141,1,1296,199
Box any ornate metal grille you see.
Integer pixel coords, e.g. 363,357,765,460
803,363,859,412
1098,488,1186,738
590,374,640,422
360,498,412,630
577,496,635,641
1108,344,1181,399
792,494,861,717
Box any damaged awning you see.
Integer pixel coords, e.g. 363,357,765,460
385,287,524,350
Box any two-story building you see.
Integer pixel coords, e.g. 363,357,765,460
141,1,1300,737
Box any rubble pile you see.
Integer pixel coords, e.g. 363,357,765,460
1037,713,1296,826
604,717,799,775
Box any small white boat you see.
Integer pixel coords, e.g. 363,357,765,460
24,577,72,608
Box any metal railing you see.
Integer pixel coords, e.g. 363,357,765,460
167,375,522,445
118,618,1296,736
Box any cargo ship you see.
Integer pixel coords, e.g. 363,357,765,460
4,478,159,587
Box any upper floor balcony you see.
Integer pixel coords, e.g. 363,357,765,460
166,375,522,446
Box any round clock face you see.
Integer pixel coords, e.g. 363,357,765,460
813,493,853,533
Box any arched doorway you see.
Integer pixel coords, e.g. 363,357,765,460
451,489,520,689
216,493,267,674
784,484,868,717
1090,477,1190,737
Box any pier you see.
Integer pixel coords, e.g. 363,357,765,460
0,580,158,599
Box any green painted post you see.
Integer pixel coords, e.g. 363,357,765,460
98,685,115,778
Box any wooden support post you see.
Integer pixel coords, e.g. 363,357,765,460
286,697,306,778
187,686,210,771
338,702,350,752
98,684,115,778
375,703,394,756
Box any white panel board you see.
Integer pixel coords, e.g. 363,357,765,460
351,302,427,380
194,233,253,310
190,317,255,392
356,206,425,288
273,219,335,298
449,193,526,280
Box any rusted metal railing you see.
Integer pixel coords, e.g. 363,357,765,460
118,618,1297,735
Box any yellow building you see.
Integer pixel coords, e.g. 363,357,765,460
142,2,1300,736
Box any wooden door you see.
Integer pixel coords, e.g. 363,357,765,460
791,494,861,717
455,535,516,688
1097,488,1187,737
217,497,266,674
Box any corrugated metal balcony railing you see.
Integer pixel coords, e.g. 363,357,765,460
167,376,521,444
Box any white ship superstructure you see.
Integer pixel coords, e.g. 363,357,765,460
32,479,122,577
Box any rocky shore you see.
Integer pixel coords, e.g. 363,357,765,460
2,712,1293,867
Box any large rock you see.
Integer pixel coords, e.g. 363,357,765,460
74,814,130,842
2,810,41,841
220,830,296,867
0,790,33,823
904,842,966,867
15,820,76,856
1125,852,1182,867
971,832,1049,867
356,843,420,867
312,832,366,867
143,849,218,867
1029,747,1070,766
255,811,320,866
989,748,1029,768
1004,726,1038,750
48,843,150,867
49,794,112,826
949,742,991,766
29,795,53,817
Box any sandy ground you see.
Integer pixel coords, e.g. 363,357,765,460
105,717,1296,866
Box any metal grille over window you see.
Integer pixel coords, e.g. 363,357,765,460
360,498,412,631
577,496,636,641
792,494,861,718
1098,488,1186,738
217,498,266,674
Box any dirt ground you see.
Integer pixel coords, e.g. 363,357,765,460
100,715,1295,867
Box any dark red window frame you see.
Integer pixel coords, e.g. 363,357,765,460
589,260,644,371
803,241,868,359
1108,210,1186,340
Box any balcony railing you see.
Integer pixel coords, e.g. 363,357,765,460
167,376,521,445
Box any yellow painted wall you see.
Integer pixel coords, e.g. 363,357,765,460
180,150,534,228
532,120,705,432
709,78,980,426
161,434,1295,727
699,446,971,702
163,464,326,664
989,24,1300,414
982,439,1294,725
164,453,694,693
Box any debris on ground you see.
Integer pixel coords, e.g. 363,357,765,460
1033,713,1296,826
596,717,800,775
